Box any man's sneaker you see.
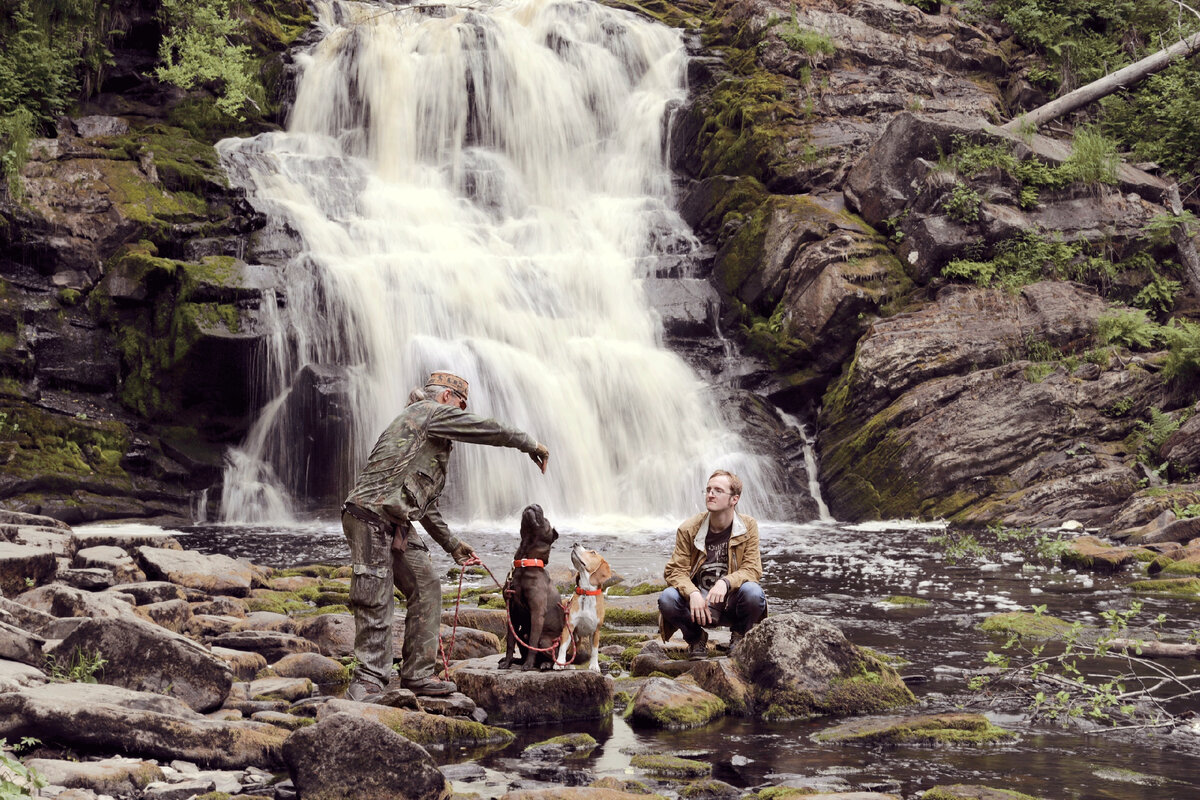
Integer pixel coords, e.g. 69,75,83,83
401,676,458,696
346,679,384,702
686,630,709,661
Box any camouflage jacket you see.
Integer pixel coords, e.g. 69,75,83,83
345,399,539,552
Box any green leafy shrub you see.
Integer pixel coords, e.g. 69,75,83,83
1132,270,1182,315
1161,318,1200,395
156,0,256,120
0,738,46,798
942,182,981,223
1094,309,1161,350
1061,126,1121,186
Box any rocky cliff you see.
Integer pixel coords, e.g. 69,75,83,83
3,0,1199,526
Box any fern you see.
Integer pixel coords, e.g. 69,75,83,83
1094,309,1161,350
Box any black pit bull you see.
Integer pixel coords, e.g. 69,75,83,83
500,504,565,670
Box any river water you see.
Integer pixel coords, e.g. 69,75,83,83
145,517,1200,799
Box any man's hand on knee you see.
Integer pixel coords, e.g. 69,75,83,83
689,590,712,625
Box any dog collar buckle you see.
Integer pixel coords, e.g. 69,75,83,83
513,558,544,568
575,587,602,596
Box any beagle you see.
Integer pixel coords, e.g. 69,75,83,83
557,543,611,671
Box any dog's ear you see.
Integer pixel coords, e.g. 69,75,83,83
592,560,612,586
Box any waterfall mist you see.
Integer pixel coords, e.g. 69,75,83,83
216,0,794,526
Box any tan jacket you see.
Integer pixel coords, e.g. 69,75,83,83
661,510,761,625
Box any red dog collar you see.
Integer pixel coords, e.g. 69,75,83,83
513,558,544,568
575,587,602,596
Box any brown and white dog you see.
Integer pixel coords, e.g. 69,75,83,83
557,543,611,671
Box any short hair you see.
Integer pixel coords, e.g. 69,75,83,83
708,469,742,497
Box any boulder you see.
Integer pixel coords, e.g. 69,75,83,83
1161,409,1200,476
628,677,726,729
449,654,613,726
440,624,501,659
58,567,117,590
72,528,182,552
136,547,254,596
189,614,242,637
0,596,74,638
22,757,163,797
49,615,233,712
73,545,146,583
501,790,655,800
922,786,1046,800
248,677,313,702
1059,536,1152,573
7,525,76,558
630,640,696,678
318,699,514,749
281,712,449,800
191,595,248,617
268,652,348,684
731,613,914,719
1126,517,1200,546
209,630,320,662
0,542,57,594
686,658,752,715
294,612,355,657
108,581,187,604
0,619,45,667
0,682,287,769
211,646,268,681
440,608,507,642
0,659,48,692
136,598,192,632
233,610,296,633
16,583,137,620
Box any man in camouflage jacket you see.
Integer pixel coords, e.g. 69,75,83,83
343,371,549,698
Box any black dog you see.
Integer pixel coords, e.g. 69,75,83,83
500,504,565,670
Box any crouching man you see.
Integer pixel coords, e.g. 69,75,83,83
658,469,767,659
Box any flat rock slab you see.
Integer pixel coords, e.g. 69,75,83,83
23,756,163,796
1129,517,1200,546
814,713,1015,746
0,682,287,769
500,790,660,800
283,712,448,800
922,787,1043,800
137,547,254,596
73,545,145,583
209,630,319,662
105,581,186,605
629,676,726,729
293,613,355,657
0,658,48,691
449,654,613,726
16,583,137,620
212,647,268,681
50,615,233,712
0,541,57,594
248,677,313,702
73,527,183,551
0,619,45,666
269,652,347,684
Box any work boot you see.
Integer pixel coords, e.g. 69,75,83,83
401,676,458,696
346,679,384,702
686,630,709,661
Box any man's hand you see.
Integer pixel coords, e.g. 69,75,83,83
529,442,550,474
450,541,476,566
706,578,729,608
688,590,712,625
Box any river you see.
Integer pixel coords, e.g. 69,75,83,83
131,517,1200,799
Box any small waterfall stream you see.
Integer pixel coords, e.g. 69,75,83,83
216,0,796,525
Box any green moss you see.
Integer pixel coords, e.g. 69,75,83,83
816,713,1015,746
1130,577,1200,597
0,400,133,488
748,788,817,800
599,630,651,648
606,582,667,597
57,288,82,306
293,604,349,617
1160,558,1200,576
629,754,711,779
588,777,660,796
245,590,311,615
979,611,1073,639
275,565,339,578
523,732,598,756
922,786,1043,800
477,594,506,609
884,595,932,607
386,713,514,748
604,608,660,626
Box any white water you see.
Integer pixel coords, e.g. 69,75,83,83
216,0,794,524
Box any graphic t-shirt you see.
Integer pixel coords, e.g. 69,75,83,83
701,521,732,586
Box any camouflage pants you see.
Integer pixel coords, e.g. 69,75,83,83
342,512,442,687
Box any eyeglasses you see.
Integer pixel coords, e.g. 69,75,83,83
704,486,730,496
446,389,467,410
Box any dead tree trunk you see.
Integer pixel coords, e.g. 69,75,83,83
1108,638,1200,659
998,28,1200,133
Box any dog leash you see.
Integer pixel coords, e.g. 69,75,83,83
437,555,577,672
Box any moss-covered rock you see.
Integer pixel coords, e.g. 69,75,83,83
921,785,1044,800
522,732,598,758
628,754,711,779
979,612,1073,639
629,677,727,729
1059,536,1151,573
815,713,1015,746
1130,577,1200,597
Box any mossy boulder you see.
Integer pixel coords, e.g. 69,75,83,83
319,699,513,750
815,713,1015,747
628,677,727,729
732,613,914,719
523,732,598,758
1059,536,1152,573
922,786,1044,800
1130,577,1200,597
978,612,1073,639
628,754,711,779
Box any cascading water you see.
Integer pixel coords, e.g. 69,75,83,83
216,0,795,525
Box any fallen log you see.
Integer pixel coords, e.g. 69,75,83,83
1107,638,1200,659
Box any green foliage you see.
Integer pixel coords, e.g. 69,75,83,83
1160,318,1200,394
1140,210,1199,247
45,647,107,683
901,0,942,11
1103,62,1200,188
1062,126,1120,186
942,230,1079,291
1132,270,1181,316
927,531,988,564
0,738,47,799
1173,502,1200,519
776,23,836,58
942,182,981,223
1134,406,1182,465
1094,308,1161,349
156,0,256,120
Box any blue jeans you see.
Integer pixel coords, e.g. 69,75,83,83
658,582,767,645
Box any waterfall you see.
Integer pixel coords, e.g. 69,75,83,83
216,0,793,525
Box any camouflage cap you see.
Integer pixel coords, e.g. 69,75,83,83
427,371,469,400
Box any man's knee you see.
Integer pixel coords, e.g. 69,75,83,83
738,581,767,610
659,587,684,613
